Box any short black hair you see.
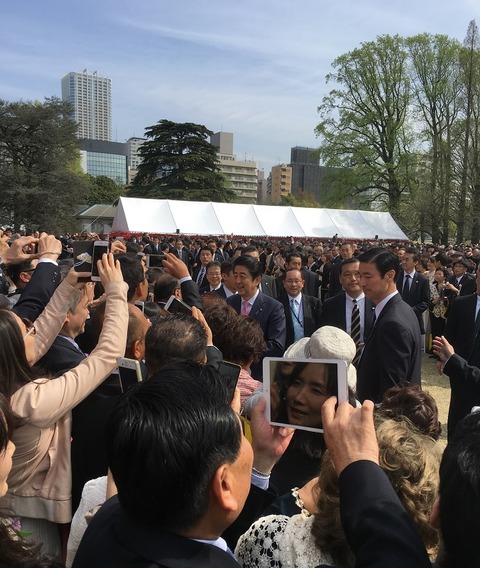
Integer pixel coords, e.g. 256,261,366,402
153,274,180,303
221,259,234,275
145,313,207,376
405,247,420,262
357,247,400,278
206,261,222,272
116,254,145,302
340,257,360,274
233,255,262,279
106,361,241,532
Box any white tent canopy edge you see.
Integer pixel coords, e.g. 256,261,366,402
112,197,409,240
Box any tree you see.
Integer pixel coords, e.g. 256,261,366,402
457,21,480,242
85,175,126,205
407,33,462,243
0,97,89,232
316,35,414,215
128,120,235,202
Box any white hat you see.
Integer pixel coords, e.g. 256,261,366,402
284,326,357,390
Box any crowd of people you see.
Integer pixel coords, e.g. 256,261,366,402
0,228,479,567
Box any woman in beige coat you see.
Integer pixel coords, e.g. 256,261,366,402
0,253,128,560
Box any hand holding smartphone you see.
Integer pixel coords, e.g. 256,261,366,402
263,357,348,434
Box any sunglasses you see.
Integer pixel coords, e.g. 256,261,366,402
21,318,36,339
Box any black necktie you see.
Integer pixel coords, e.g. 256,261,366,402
402,274,411,300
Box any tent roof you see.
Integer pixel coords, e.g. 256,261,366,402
112,197,408,240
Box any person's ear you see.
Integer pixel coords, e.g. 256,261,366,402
430,497,441,529
210,464,237,513
132,340,142,361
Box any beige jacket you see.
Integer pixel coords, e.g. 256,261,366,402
0,279,128,523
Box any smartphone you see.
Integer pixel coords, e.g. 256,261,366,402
164,295,192,315
263,357,348,434
134,301,145,313
91,241,110,281
117,357,143,394
72,241,93,273
217,361,241,402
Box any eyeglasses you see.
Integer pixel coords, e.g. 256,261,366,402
21,318,36,339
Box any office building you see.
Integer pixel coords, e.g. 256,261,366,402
62,70,112,141
210,132,258,203
78,139,128,185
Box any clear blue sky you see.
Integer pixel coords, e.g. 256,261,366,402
1,0,479,173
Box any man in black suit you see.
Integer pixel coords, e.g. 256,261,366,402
276,252,319,299
193,246,213,289
241,245,277,298
73,363,252,567
278,268,322,348
328,242,354,298
199,261,227,298
320,258,374,364
227,255,286,380
395,247,430,335
442,266,480,438
447,258,476,296
37,284,93,376
356,248,421,403
143,237,163,267
174,238,192,270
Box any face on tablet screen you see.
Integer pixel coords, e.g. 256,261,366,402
266,359,346,433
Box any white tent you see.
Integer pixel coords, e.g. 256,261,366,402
112,197,408,240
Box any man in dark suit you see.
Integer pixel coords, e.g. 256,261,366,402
278,268,322,348
356,248,421,403
193,246,213,289
442,266,480,438
276,252,319,299
328,242,354,298
199,261,227,298
73,363,251,567
37,284,92,376
227,255,286,380
241,245,277,298
320,258,375,364
447,258,476,296
173,238,192,270
143,237,163,267
395,247,430,334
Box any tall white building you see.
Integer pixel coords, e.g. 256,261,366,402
62,70,112,141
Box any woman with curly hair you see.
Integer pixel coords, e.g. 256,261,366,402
235,416,441,567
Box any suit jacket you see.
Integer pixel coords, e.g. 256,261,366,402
279,294,322,348
192,266,209,289
12,261,61,322
37,335,87,377
174,247,192,269
443,351,480,439
328,261,344,298
260,274,277,298
444,293,480,438
357,294,421,403
73,496,240,568
319,292,375,340
316,461,431,568
227,291,286,380
447,272,476,296
199,284,227,299
396,270,430,334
